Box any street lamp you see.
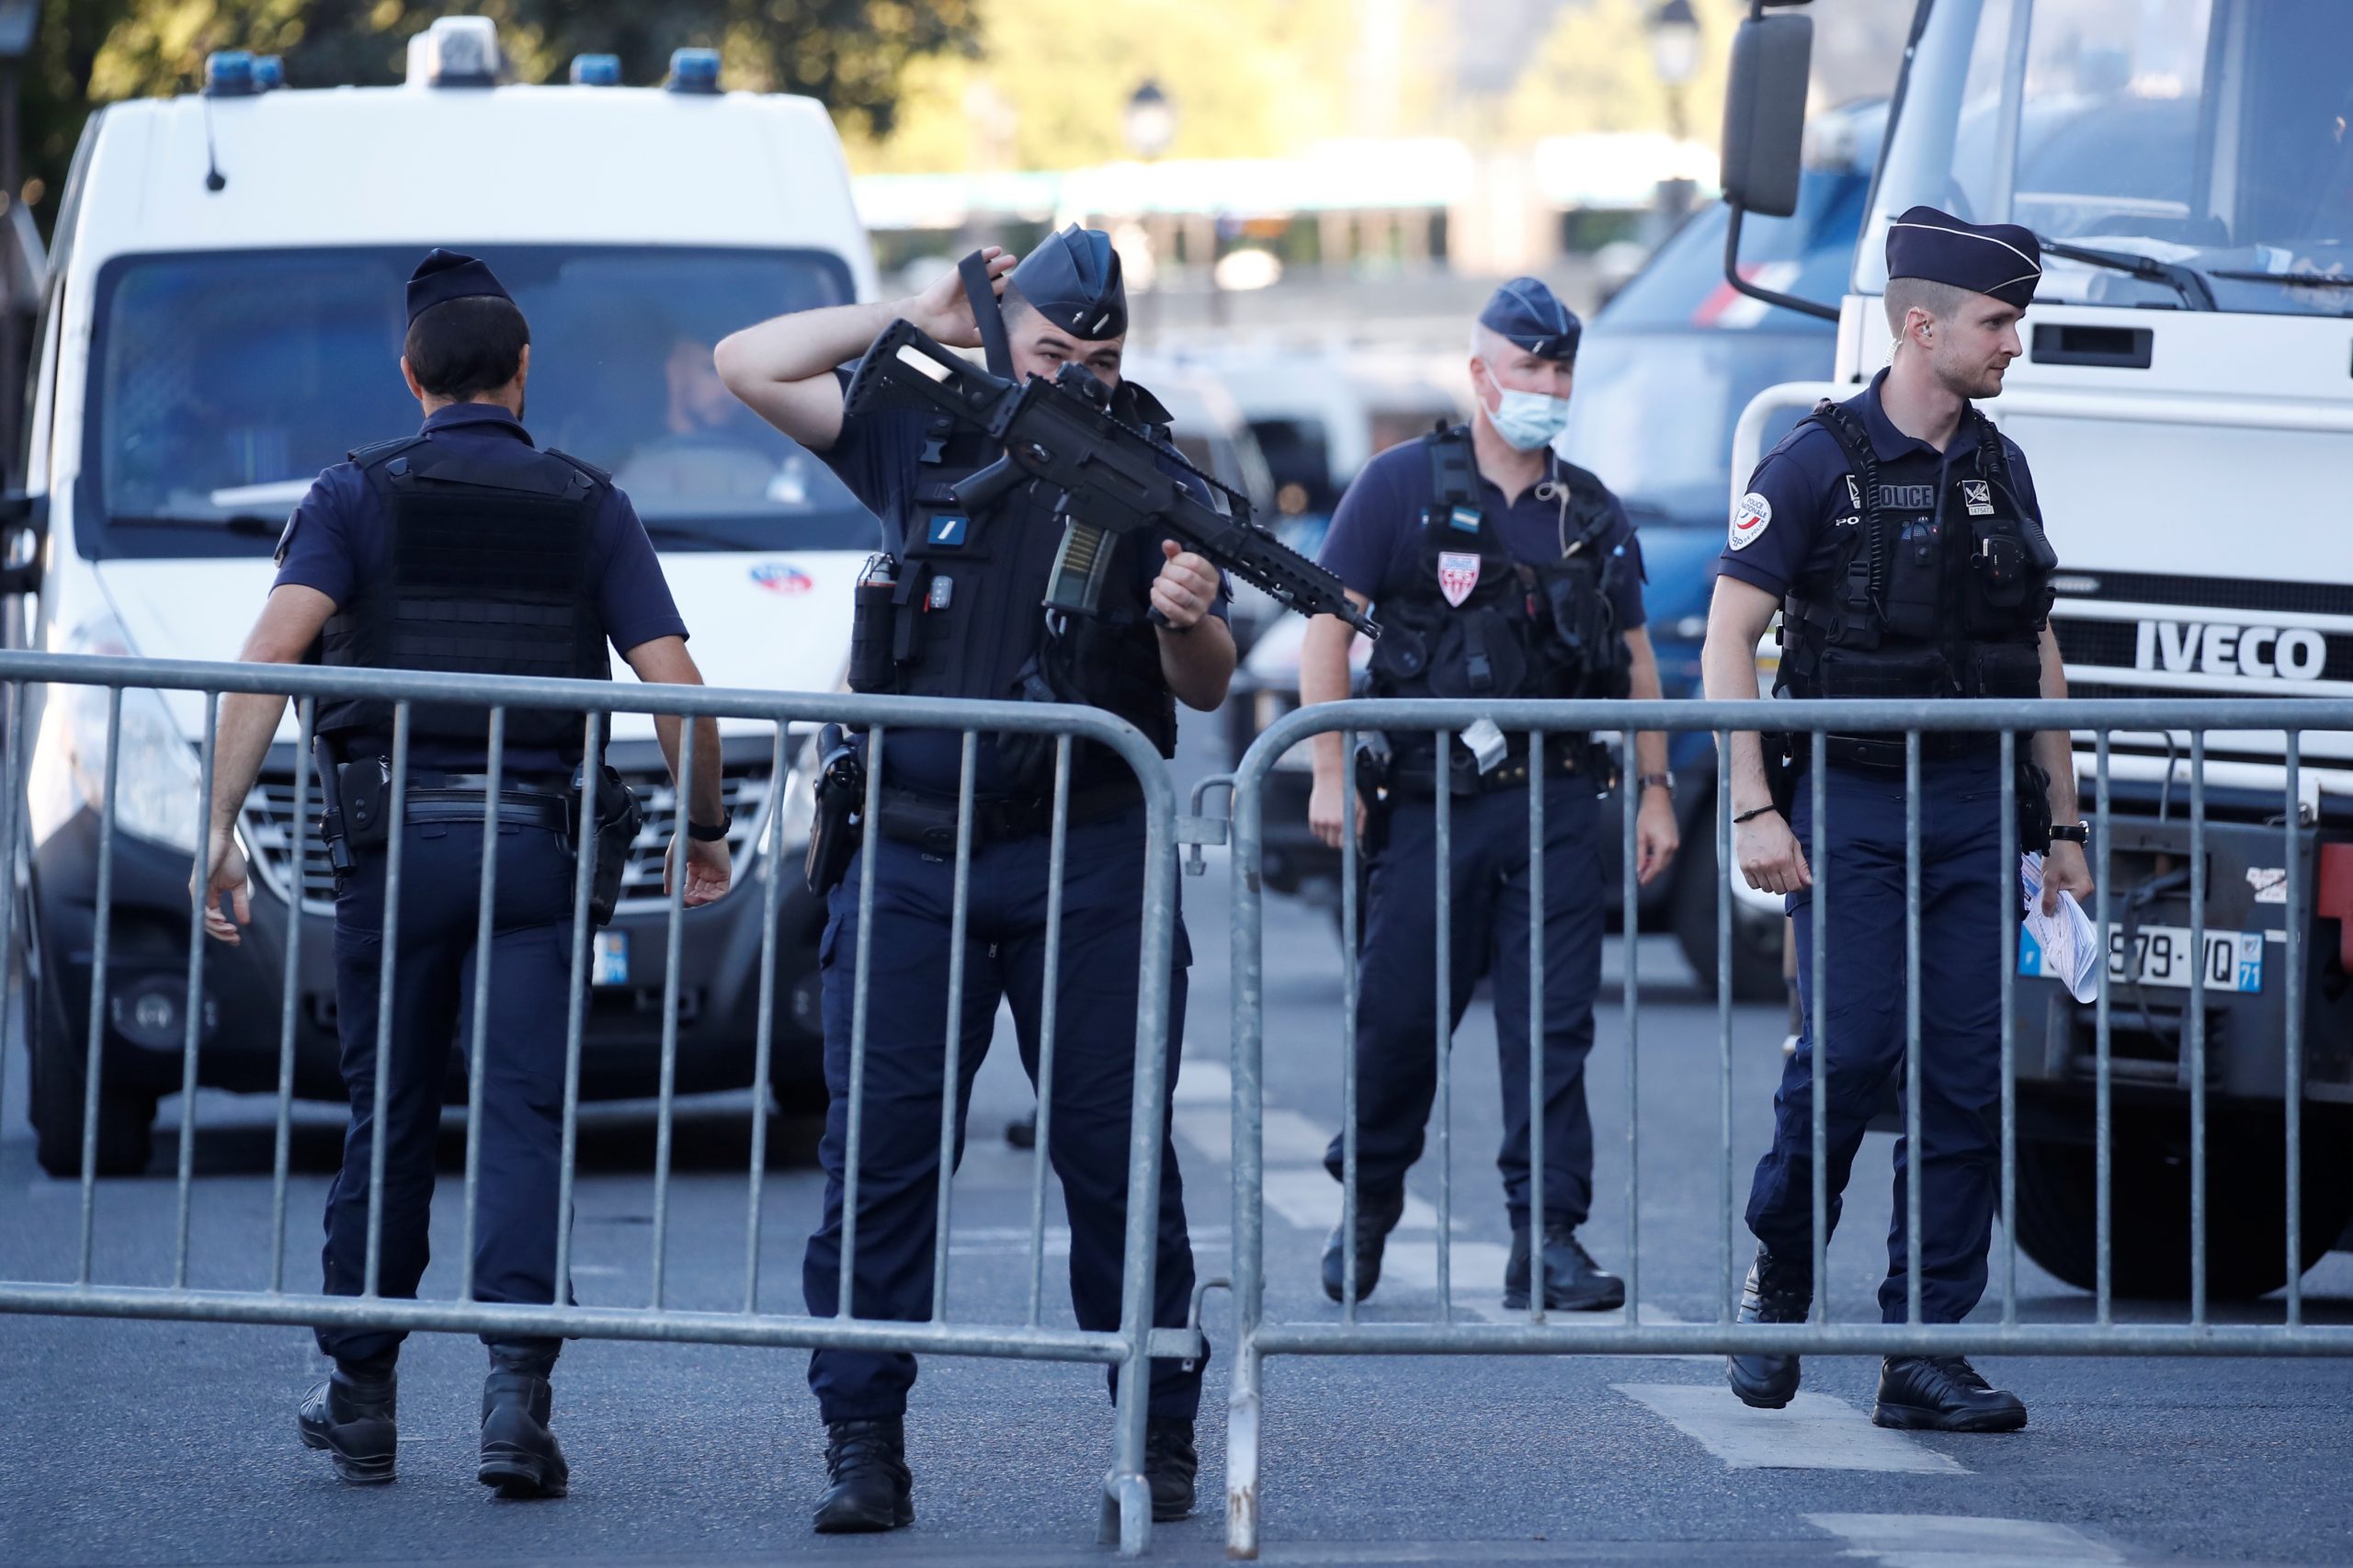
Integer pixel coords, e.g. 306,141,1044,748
1647,0,1701,222
1123,79,1177,162
1647,0,1701,100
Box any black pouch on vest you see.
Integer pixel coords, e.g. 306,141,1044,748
1538,558,1610,673
1812,643,1948,699
568,764,643,929
336,758,393,851
848,555,902,694
1963,642,2043,700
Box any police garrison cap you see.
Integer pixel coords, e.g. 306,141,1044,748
1478,276,1582,362
1009,224,1127,341
1885,205,2042,312
405,248,513,324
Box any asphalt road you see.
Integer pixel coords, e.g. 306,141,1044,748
5,713,2352,1566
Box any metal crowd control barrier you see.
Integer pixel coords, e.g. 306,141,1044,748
0,650,1190,1556
1222,695,2353,1558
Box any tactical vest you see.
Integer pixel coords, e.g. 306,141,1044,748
1776,399,2056,707
316,434,611,760
1365,426,1631,768
852,398,1178,775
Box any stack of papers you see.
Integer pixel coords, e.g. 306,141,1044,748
2020,852,2100,1003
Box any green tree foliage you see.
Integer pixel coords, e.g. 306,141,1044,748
1501,0,1746,147
22,0,976,229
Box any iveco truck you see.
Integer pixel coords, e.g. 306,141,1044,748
1723,0,2353,1298
13,19,880,1175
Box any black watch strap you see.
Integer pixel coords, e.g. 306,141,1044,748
687,812,732,843
2050,821,2090,844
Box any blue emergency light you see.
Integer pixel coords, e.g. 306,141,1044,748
570,53,621,86
203,51,258,97
666,48,721,94
252,55,285,90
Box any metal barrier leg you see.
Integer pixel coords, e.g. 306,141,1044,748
268,698,315,1294
459,710,505,1304
2188,731,2208,1327
1433,728,1451,1318
1809,731,1828,1314
361,704,411,1301
2095,732,2113,1326
1904,733,1922,1327
553,711,602,1303
172,694,219,1288
1526,730,1545,1324
1227,747,1268,1561
931,733,979,1324
744,722,790,1315
2285,733,2304,1328
1621,729,1640,1323
1029,737,1073,1328
1716,734,1733,1322
1337,730,1361,1321
1998,731,2018,1326
1104,763,1180,1557
77,687,123,1284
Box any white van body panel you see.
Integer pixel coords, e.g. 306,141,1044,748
40,84,878,743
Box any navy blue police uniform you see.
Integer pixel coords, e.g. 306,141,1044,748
798,231,1214,1470
274,254,687,1406
1722,210,2058,1426
1316,277,1647,1311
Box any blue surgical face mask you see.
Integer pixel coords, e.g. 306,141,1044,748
1486,386,1572,451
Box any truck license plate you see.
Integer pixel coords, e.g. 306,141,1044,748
2103,924,2261,994
593,931,629,987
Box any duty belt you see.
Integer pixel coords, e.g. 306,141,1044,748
323,767,574,843
1387,740,1598,799
1801,733,2000,771
875,778,1143,854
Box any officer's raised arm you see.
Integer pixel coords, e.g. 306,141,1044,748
712,248,1017,452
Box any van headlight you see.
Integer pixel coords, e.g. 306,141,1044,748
27,618,205,857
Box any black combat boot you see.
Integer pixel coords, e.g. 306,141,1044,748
1319,1185,1406,1303
813,1417,914,1533
1503,1221,1626,1312
477,1351,569,1500
1143,1417,1199,1522
297,1363,398,1484
1726,1244,1811,1409
1872,1355,2028,1433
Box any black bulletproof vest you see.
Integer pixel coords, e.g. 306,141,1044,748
317,435,610,760
1778,400,2055,705
1366,426,1631,763
883,409,1176,767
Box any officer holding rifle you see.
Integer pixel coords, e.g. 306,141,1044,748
1701,209,2094,1432
199,250,727,1497
716,228,1230,1531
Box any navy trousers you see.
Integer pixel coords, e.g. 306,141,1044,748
801,806,1205,1424
1745,756,2007,1324
320,819,581,1370
1324,774,1606,1230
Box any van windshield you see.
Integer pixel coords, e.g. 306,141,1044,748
1867,0,2353,315
85,245,881,560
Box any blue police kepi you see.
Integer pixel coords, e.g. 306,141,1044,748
736,224,1229,1532
1305,276,1682,1314
1703,207,2086,1433
200,248,724,1499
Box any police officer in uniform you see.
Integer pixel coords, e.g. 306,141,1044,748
715,229,1228,1532
1302,278,1680,1311
201,250,732,1495
1701,209,2094,1429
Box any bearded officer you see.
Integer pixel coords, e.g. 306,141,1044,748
1701,208,2094,1430
200,250,730,1494
1302,277,1679,1312
716,228,1226,1531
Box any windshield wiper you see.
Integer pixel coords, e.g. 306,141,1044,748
2205,268,2353,289
2038,235,2217,311
111,513,282,535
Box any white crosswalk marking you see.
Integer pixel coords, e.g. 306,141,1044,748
1615,1383,1969,1474
1805,1514,2124,1565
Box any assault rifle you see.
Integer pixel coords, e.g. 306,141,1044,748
844,318,1379,639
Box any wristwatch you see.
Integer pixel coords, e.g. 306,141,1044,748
1637,772,1675,797
2050,821,2090,845
688,809,733,843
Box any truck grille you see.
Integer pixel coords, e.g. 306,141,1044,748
242,758,775,914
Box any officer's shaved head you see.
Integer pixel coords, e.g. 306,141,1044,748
1882,276,1972,335
404,296,531,401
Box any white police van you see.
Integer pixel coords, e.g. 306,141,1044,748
12,19,879,1174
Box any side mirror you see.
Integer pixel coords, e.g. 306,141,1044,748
0,492,47,597
1721,9,1813,219
1720,5,1839,324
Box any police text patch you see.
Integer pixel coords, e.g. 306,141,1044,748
1730,492,1771,551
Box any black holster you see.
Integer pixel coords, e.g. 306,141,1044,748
1764,732,1799,819
568,764,642,928
2017,756,2054,856
1355,731,1394,856
804,724,865,896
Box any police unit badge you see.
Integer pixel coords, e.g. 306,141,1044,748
1438,551,1482,607
1961,479,1995,517
1730,491,1771,551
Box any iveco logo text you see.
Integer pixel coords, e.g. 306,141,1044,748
2133,621,2326,681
